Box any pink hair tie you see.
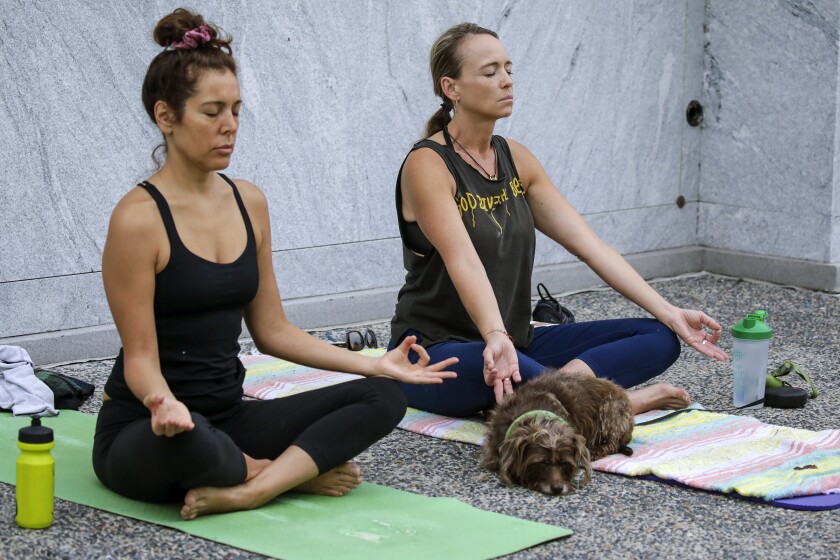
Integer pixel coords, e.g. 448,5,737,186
171,25,212,50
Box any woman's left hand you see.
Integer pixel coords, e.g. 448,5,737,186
377,336,459,384
665,308,729,361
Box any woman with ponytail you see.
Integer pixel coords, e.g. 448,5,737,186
389,23,727,418
93,9,456,520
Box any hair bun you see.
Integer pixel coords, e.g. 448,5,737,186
152,8,231,52
153,8,206,48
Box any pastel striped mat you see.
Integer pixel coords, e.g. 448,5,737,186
240,352,840,502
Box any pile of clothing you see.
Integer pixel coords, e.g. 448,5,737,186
0,345,94,415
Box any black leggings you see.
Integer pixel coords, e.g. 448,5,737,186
92,377,406,503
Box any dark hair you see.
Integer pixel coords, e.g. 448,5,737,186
424,23,498,138
141,8,237,167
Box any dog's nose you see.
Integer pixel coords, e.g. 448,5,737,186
550,484,566,495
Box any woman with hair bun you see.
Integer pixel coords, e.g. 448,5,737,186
93,9,456,520
389,23,728,418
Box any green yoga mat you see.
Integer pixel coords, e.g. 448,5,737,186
0,412,571,559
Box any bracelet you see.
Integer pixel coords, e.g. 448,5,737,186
483,329,514,344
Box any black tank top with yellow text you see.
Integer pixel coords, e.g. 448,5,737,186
391,131,536,348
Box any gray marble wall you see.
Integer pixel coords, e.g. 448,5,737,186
5,1,836,363
702,0,840,263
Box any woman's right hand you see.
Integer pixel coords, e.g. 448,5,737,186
482,331,521,403
377,335,459,384
143,394,195,437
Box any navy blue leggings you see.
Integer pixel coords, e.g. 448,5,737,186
390,318,680,417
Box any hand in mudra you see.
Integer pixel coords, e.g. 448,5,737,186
666,308,729,361
379,335,459,384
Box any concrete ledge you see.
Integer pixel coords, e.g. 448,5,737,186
702,247,840,292
0,324,122,368
0,287,404,366
531,246,705,293
278,287,400,332
4,245,838,365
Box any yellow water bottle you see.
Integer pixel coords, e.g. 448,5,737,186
16,416,54,529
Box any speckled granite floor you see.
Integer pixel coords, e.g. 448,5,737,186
2,273,838,559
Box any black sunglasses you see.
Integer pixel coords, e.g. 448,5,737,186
344,329,378,351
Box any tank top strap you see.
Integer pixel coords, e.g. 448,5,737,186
441,126,456,150
217,173,256,245
394,139,463,256
138,181,184,251
409,139,461,183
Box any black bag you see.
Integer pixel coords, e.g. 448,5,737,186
34,369,95,410
532,283,576,325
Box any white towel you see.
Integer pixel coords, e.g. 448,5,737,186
0,345,58,416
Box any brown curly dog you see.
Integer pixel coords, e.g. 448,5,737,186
481,369,634,495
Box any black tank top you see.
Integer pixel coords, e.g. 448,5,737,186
390,131,536,348
104,174,259,415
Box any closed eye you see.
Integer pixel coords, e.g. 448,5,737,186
486,70,513,78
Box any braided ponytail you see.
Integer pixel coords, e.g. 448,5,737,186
424,101,454,139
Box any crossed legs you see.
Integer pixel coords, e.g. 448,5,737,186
397,318,687,417
180,376,406,519
93,377,406,519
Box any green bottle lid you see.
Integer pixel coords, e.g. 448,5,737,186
731,309,772,340
18,417,54,444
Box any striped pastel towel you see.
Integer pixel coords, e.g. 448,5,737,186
593,409,840,500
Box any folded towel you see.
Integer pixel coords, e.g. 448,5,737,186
0,345,58,416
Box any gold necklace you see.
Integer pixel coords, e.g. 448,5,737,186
448,128,498,180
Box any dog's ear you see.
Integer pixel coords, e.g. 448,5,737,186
573,434,592,487
480,408,503,472
480,446,500,472
497,435,529,485
484,406,498,422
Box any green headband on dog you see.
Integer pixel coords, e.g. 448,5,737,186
504,410,567,440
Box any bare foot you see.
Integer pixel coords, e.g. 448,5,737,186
292,462,362,497
628,383,691,414
244,454,271,482
178,455,269,519
559,359,596,378
181,484,259,520
557,368,596,379
179,459,361,520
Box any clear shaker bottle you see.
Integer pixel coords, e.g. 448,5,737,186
731,310,772,409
